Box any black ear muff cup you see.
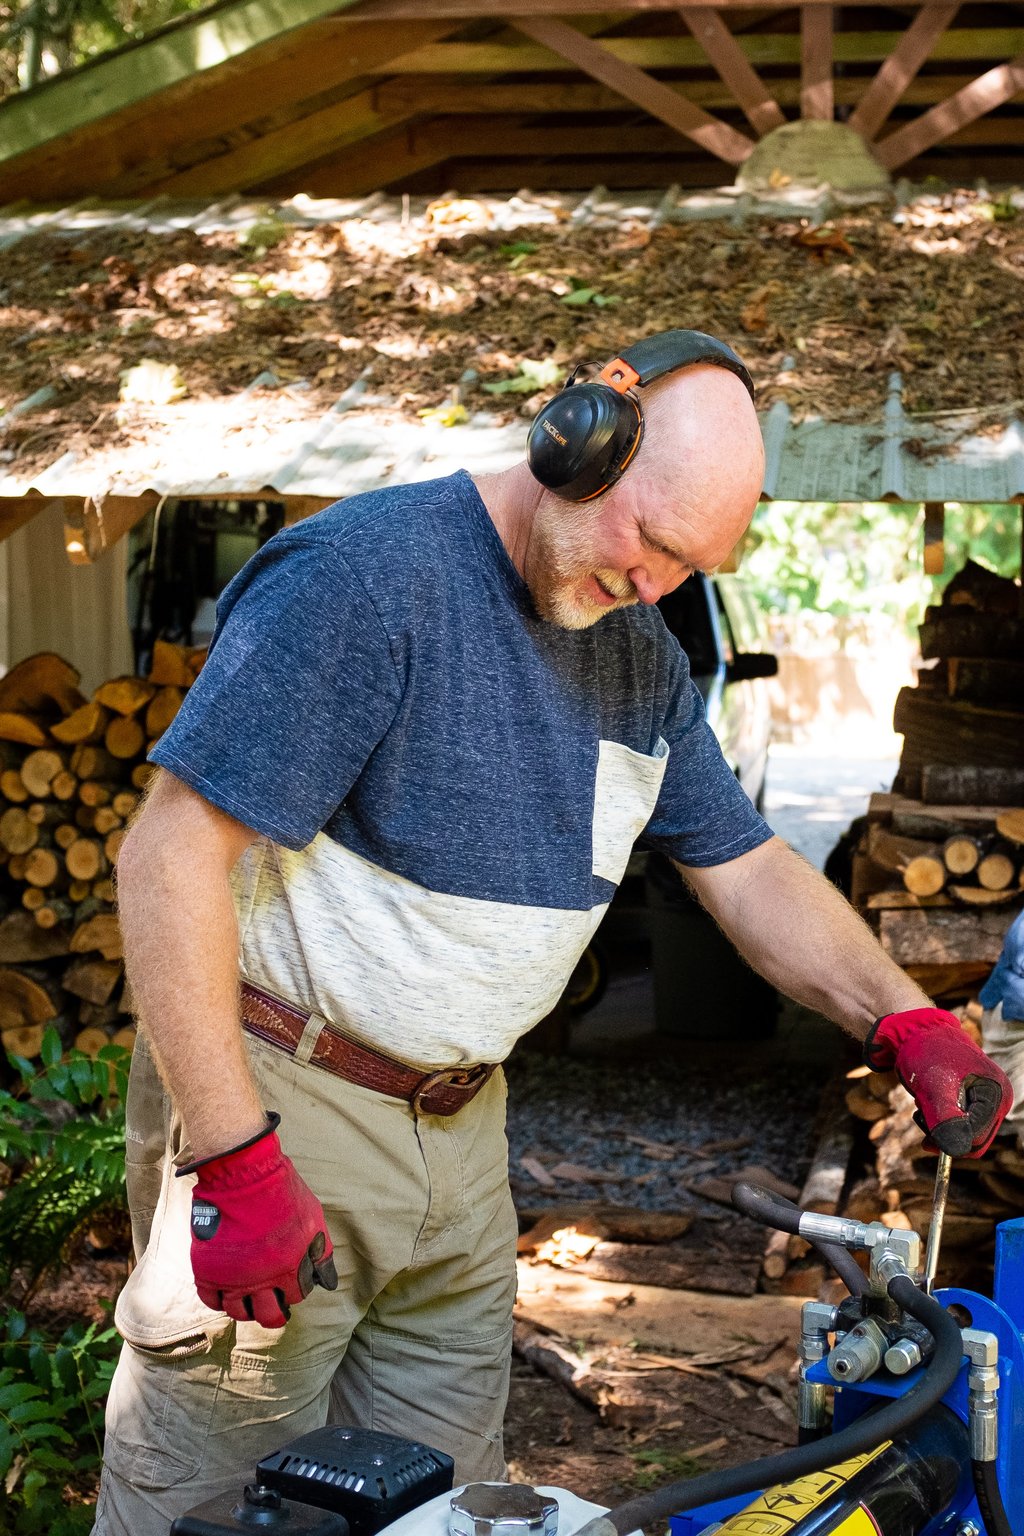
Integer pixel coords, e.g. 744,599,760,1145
526,328,754,504
527,383,641,503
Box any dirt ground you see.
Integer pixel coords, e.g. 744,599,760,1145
505,1263,802,1506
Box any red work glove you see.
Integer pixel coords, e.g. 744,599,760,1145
865,1007,1013,1158
176,1112,337,1329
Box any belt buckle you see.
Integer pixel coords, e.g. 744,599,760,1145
412,1064,488,1115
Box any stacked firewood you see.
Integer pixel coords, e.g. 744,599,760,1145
839,561,1024,1007
0,643,204,1064
849,792,1023,1000
893,558,1024,808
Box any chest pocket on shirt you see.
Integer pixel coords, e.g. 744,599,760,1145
592,736,670,885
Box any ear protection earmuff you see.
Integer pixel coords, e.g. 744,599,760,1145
526,328,755,503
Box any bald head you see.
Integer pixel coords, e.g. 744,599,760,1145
637,363,765,556
476,357,765,630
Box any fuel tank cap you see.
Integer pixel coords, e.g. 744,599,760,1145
450,1484,559,1536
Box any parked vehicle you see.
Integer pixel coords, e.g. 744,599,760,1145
658,571,777,812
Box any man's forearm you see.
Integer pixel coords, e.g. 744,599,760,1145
678,836,931,1040
118,810,266,1160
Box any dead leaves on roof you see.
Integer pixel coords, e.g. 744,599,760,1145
1,189,1023,473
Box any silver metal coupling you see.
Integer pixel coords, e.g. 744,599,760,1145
828,1316,889,1384
874,1247,914,1289
963,1329,1001,1464
884,1339,923,1376
799,1300,838,1430
796,1214,921,1295
798,1213,874,1249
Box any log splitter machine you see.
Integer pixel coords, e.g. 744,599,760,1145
173,1157,1021,1536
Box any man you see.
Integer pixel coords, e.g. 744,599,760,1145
94,342,1011,1532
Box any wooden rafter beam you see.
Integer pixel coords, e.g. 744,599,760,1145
330,115,739,155
117,14,619,197
347,0,965,13
678,7,785,134
849,4,961,141
0,498,62,546
143,87,415,196
106,25,453,199
260,121,455,196
875,52,1024,167
259,136,1024,198
0,19,456,200
202,100,1024,194
381,28,1024,75
801,4,833,119
376,72,1024,117
510,15,754,162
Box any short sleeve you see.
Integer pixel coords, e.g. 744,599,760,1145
640,644,774,868
150,535,402,849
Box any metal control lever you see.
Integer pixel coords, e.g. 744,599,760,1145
923,1152,953,1294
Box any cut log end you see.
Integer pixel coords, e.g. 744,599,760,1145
902,855,947,897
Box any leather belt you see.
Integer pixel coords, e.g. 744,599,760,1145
239,982,497,1117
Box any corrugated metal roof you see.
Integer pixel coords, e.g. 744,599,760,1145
762,374,1024,503
4,370,1022,509
2,193,1023,510
0,182,848,249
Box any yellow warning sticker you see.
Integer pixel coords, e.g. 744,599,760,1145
716,1445,892,1536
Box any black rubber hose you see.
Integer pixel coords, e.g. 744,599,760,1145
973,1458,1015,1536
586,1273,963,1536
732,1181,868,1298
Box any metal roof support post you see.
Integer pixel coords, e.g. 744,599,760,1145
923,500,945,575
881,372,908,501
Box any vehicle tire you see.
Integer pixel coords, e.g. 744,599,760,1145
563,942,608,1013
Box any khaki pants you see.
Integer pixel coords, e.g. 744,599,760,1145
94,1031,518,1535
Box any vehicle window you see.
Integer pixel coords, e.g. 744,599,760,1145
716,575,763,653
658,577,720,676
712,586,736,665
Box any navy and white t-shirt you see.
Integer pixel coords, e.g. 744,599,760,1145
151,471,773,1067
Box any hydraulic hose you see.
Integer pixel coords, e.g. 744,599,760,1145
732,1181,868,1298
576,1272,964,1536
973,1458,1015,1536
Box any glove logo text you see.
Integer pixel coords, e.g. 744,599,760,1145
191,1198,221,1241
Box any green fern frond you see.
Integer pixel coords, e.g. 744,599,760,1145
0,1120,127,1294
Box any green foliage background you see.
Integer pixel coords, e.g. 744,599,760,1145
742,500,1021,643
0,0,208,95
0,1029,130,1532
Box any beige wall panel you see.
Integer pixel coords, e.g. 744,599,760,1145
0,503,133,694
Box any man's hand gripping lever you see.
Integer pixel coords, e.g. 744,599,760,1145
865,1006,1013,1158
176,1112,338,1329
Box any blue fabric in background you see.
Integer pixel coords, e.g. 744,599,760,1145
981,910,1024,1022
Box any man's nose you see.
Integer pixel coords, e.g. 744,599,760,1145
627,566,669,605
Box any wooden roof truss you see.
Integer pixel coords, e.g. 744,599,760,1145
2,1,1024,199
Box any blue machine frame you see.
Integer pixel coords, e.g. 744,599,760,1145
670,1218,1024,1536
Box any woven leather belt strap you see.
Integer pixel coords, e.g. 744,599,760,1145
239,982,496,1117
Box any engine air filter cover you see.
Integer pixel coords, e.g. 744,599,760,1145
257,1428,455,1534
